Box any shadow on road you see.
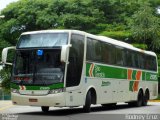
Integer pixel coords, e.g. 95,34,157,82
18,104,152,116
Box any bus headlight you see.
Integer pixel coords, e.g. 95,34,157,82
49,88,65,94
11,89,19,94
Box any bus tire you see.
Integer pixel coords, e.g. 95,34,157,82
135,90,143,107
83,91,91,113
128,90,143,107
143,90,149,106
41,106,49,112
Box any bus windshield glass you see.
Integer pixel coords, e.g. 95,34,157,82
18,33,68,48
12,49,64,85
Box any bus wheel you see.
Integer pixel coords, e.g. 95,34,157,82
143,90,149,106
41,106,49,112
135,90,143,107
128,90,143,107
83,91,91,113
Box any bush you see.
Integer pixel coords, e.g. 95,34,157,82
132,43,148,50
0,66,11,92
99,31,132,41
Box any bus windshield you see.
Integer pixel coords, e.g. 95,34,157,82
12,49,64,85
18,33,68,48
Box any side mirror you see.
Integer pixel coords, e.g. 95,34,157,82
61,44,72,63
2,46,16,65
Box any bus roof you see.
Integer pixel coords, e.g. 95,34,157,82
96,36,156,57
21,30,156,57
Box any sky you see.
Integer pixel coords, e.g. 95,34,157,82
0,0,19,11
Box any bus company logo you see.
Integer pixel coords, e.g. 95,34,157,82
101,81,111,87
89,64,105,78
94,65,105,78
40,87,50,90
150,74,157,80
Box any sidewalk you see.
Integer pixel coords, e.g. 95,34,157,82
0,100,13,111
0,100,14,113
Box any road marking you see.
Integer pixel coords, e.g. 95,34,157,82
0,104,14,111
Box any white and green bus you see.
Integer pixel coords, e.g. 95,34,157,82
2,30,158,112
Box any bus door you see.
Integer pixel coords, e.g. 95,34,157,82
65,34,85,106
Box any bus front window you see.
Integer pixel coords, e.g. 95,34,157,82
13,49,64,85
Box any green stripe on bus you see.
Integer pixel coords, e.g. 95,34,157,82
129,81,134,91
86,63,158,82
142,71,145,81
146,72,158,81
132,70,137,80
11,83,64,90
86,63,127,79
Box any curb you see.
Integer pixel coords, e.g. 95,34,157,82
149,100,160,102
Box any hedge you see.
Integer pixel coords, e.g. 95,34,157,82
98,31,132,42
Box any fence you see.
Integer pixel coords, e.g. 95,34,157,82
0,89,11,100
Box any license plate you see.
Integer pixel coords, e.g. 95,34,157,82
29,99,38,102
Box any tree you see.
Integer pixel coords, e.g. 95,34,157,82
130,2,160,51
0,67,11,92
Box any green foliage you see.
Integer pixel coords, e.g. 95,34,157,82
0,67,11,92
132,43,148,50
130,2,160,51
99,31,131,41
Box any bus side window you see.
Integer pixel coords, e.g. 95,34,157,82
138,54,145,69
126,50,132,67
152,57,157,71
131,52,139,69
86,38,93,61
123,49,128,67
145,56,157,71
145,55,152,71
115,46,124,66
102,43,109,64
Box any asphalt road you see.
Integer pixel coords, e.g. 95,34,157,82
0,101,160,120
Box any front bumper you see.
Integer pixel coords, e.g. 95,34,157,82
11,92,66,107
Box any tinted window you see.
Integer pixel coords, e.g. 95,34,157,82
66,34,84,87
123,49,128,67
86,37,157,71
115,46,124,66
87,38,116,65
102,43,116,65
18,33,68,48
125,50,132,67
145,55,157,71
132,52,139,68
138,54,145,69
151,57,157,71
13,49,64,85
87,38,102,62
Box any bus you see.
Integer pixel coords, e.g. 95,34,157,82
2,30,158,112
